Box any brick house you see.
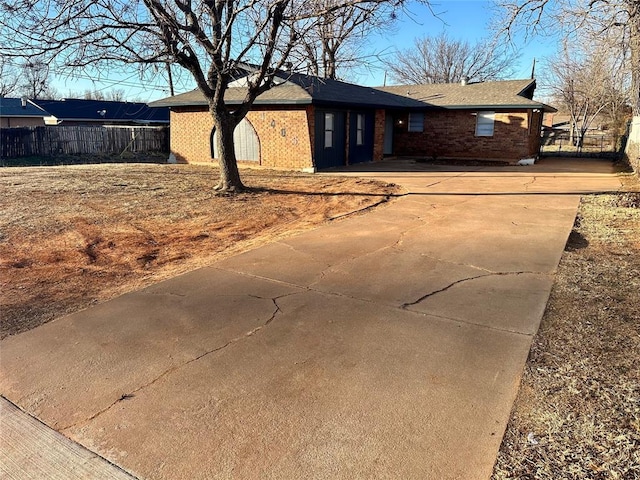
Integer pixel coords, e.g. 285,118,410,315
150,74,554,170
0,98,50,128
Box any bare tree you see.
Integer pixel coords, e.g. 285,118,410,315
70,88,128,101
291,1,399,80
383,32,518,85
18,59,58,99
495,0,640,114
544,47,617,148
0,0,420,192
0,56,20,97
82,89,106,100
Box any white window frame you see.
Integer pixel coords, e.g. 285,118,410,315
408,112,424,132
356,113,365,145
475,111,495,137
324,113,334,148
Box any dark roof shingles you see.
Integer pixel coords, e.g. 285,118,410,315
0,98,50,117
34,99,169,123
149,75,554,112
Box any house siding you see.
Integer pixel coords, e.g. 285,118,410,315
393,109,541,161
169,105,314,170
1,117,45,128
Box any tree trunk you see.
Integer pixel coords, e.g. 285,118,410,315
324,47,337,80
630,10,640,116
213,112,244,193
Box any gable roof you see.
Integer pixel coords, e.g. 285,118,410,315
33,98,169,124
378,79,556,112
150,71,425,110
149,74,555,112
0,97,50,118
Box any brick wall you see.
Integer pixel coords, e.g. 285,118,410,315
393,109,541,162
170,106,214,164
373,109,385,162
245,106,313,170
169,105,314,170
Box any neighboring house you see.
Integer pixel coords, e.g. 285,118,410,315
32,98,170,126
150,73,554,171
0,98,50,128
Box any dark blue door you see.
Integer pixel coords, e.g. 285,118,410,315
314,110,346,169
348,111,375,164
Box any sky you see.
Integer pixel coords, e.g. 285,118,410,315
49,0,560,103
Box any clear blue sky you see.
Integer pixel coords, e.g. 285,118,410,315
362,0,559,86
50,0,559,102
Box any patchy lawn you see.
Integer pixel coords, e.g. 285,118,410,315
493,179,640,478
0,163,399,338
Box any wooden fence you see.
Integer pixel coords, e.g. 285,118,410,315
1,125,169,158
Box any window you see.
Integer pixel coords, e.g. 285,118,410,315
324,113,334,148
475,111,495,137
408,113,424,132
356,113,365,145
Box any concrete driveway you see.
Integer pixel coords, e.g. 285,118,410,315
0,158,624,479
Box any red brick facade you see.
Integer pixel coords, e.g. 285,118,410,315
373,109,386,162
170,105,544,169
170,105,315,170
393,109,542,162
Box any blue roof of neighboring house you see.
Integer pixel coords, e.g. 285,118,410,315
33,98,169,124
0,97,50,117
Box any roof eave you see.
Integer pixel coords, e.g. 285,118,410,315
0,114,48,118
434,103,555,112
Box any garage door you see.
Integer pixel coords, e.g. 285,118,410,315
211,118,260,162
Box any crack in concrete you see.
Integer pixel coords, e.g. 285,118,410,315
523,176,537,191
307,229,414,287
401,271,549,309
60,293,293,434
328,194,398,221
277,241,327,264
421,169,480,189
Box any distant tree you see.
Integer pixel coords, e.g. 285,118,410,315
0,0,427,192
83,89,106,100
544,45,629,148
494,0,640,114
0,56,19,97
19,59,58,99
291,0,399,80
107,89,126,102
384,32,518,84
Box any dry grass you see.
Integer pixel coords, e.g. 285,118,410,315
492,180,640,479
0,163,399,338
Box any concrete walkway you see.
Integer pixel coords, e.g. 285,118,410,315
0,157,624,479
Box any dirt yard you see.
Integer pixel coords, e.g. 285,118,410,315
0,164,399,338
492,180,640,478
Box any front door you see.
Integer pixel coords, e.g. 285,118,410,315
348,111,374,164
314,110,345,169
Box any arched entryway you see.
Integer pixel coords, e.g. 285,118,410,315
211,118,260,162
